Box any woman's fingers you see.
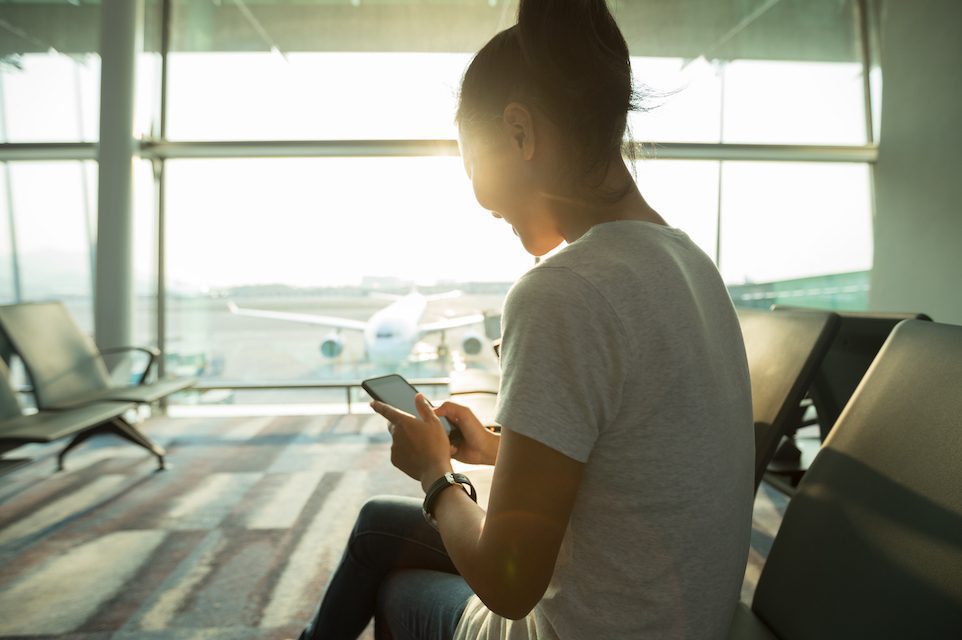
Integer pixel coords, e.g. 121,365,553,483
371,400,402,422
414,394,442,425
435,400,465,418
435,401,477,427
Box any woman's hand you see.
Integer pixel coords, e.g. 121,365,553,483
435,401,501,466
372,394,453,490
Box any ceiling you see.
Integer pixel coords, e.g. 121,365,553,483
0,0,861,62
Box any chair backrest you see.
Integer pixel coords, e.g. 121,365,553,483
0,357,23,421
737,308,840,489
772,305,932,440
798,309,930,439
0,302,111,409
751,320,962,638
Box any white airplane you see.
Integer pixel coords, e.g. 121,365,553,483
227,291,488,367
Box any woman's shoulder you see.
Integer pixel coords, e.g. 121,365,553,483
505,262,629,341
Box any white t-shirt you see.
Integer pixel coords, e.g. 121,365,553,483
453,220,754,640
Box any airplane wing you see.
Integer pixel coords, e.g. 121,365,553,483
227,301,368,331
419,313,486,335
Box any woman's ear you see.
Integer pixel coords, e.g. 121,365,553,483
501,102,536,161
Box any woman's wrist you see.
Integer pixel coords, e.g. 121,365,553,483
484,429,502,465
420,462,454,493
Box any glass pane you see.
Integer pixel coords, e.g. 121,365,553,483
166,51,472,141
721,60,866,145
718,161,873,287
0,0,101,142
167,0,865,145
630,57,723,143
622,0,865,145
615,0,860,63
166,0,515,141
2,161,98,331
633,159,719,261
164,157,529,387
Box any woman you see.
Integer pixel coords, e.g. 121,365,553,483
299,1,754,638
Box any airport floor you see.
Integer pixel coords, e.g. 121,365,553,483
0,413,788,639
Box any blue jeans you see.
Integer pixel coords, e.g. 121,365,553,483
299,495,475,640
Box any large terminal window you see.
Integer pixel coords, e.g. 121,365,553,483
0,0,876,404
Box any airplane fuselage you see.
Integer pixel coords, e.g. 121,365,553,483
228,290,484,369
363,294,428,365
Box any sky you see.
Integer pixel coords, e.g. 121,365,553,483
0,51,873,294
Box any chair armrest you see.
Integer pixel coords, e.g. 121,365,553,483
99,346,161,385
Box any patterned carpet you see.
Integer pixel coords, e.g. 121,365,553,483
0,413,788,639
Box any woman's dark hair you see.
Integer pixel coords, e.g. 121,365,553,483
457,0,640,187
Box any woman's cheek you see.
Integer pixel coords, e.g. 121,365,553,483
471,174,499,213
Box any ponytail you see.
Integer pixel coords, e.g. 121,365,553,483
457,0,639,183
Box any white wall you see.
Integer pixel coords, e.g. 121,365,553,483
870,0,962,325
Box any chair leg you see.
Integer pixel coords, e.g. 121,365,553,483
107,417,167,471
58,426,108,471
57,418,167,471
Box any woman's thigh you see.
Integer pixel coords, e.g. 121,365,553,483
376,569,474,640
350,495,457,574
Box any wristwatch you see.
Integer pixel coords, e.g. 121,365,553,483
422,472,477,529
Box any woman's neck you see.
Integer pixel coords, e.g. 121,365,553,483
549,160,667,244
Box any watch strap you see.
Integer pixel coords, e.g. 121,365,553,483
422,472,477,528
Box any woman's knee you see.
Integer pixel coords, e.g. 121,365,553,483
349,496,432,569
376,570,473,640
348,494,457,576
354,495,423,536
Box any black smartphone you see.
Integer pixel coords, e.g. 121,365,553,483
361,374,462,443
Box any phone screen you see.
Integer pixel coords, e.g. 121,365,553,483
362,374,458,439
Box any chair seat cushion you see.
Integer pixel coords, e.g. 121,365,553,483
0,402,135,443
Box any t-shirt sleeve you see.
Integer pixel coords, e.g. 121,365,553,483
495,266,629,463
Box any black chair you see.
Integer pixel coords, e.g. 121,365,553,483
794,309,932,439
737,308,840,491
730,319,962,639
0,302,196,410
766,308,932,491
0,358,158,472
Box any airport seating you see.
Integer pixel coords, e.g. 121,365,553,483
0,357,157,473
0,302,196,410
737,308,839,491
765,308,932,492
729,319,962,639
